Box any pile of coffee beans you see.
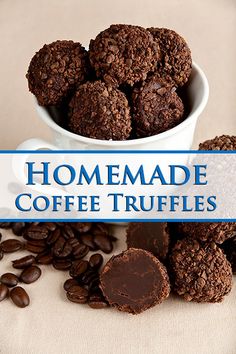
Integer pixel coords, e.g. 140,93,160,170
0,222,116,308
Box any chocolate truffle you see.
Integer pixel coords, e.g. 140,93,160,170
100,248,170,314
170,238,232,302
126,222,170,260
147,28,192,87
175,222,236,244
132,76,184,137
221,234,236,273
199,135,236,150
68,81,131,140
89,24,159,86
27,40,90,105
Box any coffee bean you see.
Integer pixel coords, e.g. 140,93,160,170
71,222,92,234
69,260,89,278
12,255,36,269
88,293,108,309
80,233,97,250
20,266,42,284
52,237,72,258
11,222,26,236
43,222,57,232
10,286,30,308
63,278,78,291
36,252,53,265
72,244,89,260
93,234,113,253
1,239,23,253
0,248,3,261
0,283,9,302
47,228,61,245
81,270,99,286
66,285,88,304
0,273,18,287
0,232,2,242
89,254,103,269
25,239,47,253
0,222,11,229
52,259,72,271
92,223,109,236
62,225,75,239
24,225,49,240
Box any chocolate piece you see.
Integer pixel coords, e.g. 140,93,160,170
132,76,184,137
170,238,232,302
69,81,131,140
221,235,236,274
174,222,236,244
89,24,159,86
126,222,170,260
27,40,90,105
147,28,192,87
100,248,170,314
199,135,236,150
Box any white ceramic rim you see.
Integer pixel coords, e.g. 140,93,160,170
35,61,209,147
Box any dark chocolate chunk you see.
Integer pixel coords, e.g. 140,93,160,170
126,222,170,260
100,248,170,314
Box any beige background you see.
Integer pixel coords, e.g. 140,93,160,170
0,1,236,354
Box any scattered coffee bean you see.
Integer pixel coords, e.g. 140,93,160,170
66,285,88,304
11,222,26,236
89,253,103,269
0,222,11,229
92,223,109,236
93,234,113,253
0,273,19,287
25,239,47,254
20,266,42,284
63,278,78,291
47,228,61,245
71,222,92,234
0,283,9,302
10,286,30,308
52,258,72,271
36,252,53,265
24,225,49,240
1,239,23,253
0,232,2,242
12,255,36,269
88,293,108,309
80,233,97,250
62,225,75,239
69,260,89,278
71,243,89,260
0,248,3,261
81,269,99,286
52,237,72,258
43,222,57,232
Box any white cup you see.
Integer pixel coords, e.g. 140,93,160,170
17,62,209,152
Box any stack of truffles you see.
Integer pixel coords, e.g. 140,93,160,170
26,24,192,140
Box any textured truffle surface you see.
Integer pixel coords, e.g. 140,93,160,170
126,222,170,260
175,222,236,244
132,76,184,137
170,238,232,303
68,81,131,140
89,24,159,86
147,28,192,87
100,248,170,314
199,135,236,150
27,40,90,105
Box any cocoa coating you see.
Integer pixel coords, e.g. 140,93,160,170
199,135,236,150
27,40,90,105
126,222,170,261
100,248,170,314
147,28,192,87
175,222,236,244
68,81,132,140
89,24,159,86
170,238,232,303
132,76,184,137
